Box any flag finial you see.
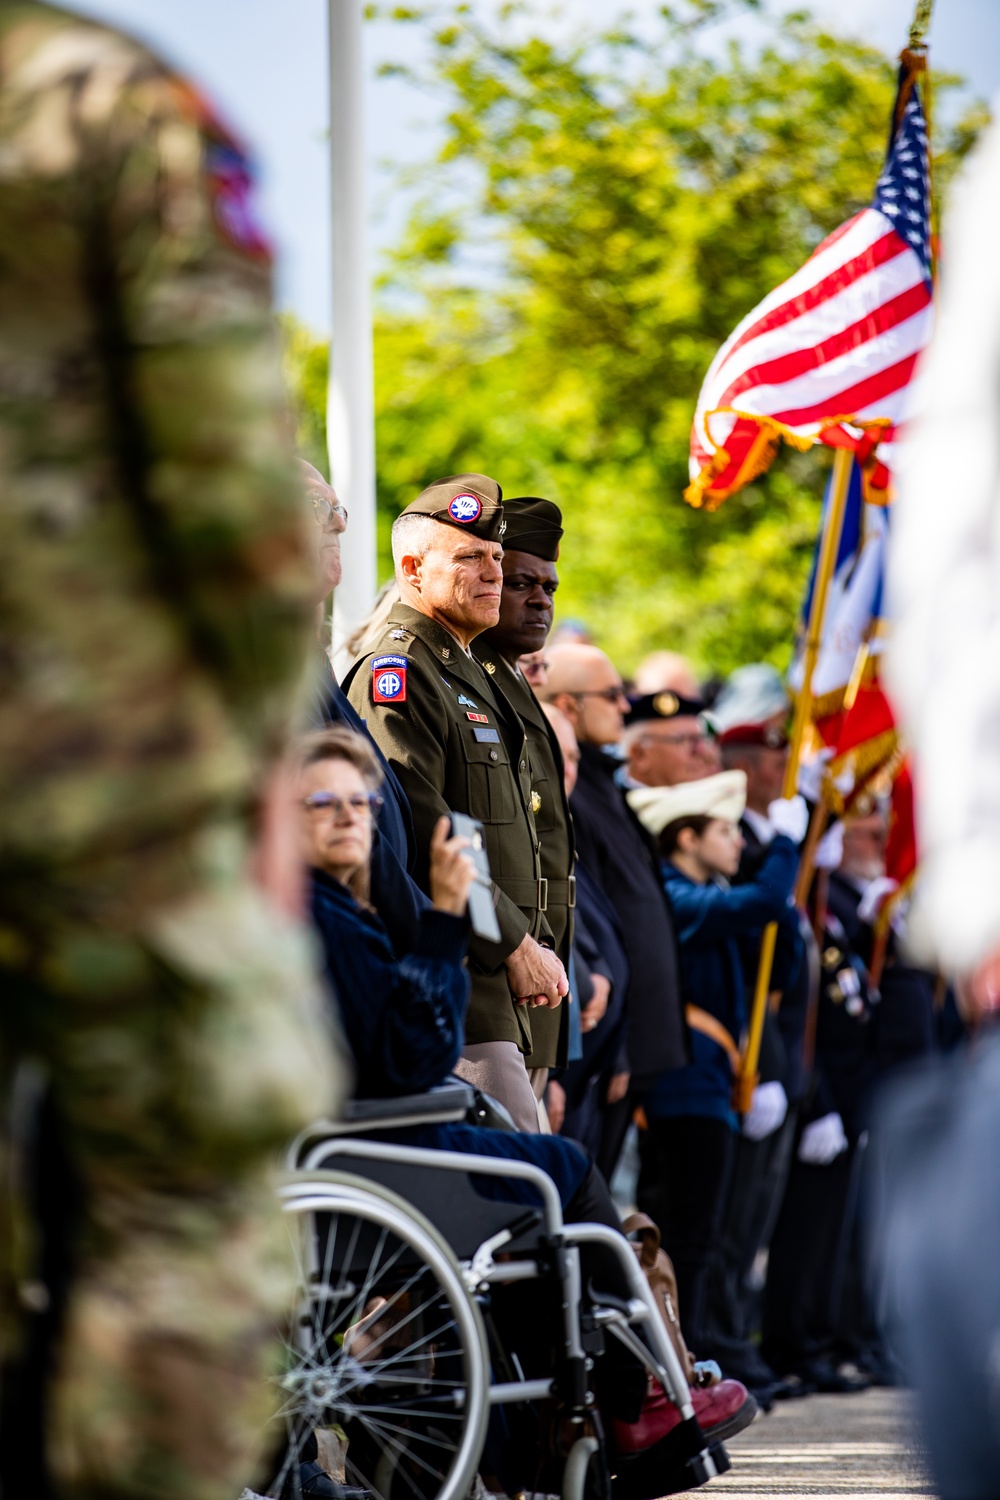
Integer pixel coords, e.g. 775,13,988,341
909,0,934,50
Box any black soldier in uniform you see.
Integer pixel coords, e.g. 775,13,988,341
474,497,575,1108
346,475,568,1131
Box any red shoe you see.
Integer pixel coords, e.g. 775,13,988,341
613,1377,757,1454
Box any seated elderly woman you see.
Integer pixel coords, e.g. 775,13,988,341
293,725,754,1483
295,724,613,1217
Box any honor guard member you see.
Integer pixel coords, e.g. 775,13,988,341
474,498,575,1108
346,474,568,1131
0,7,342,1495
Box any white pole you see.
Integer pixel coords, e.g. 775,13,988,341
328,0,377,651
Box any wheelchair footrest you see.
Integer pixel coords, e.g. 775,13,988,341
611,1416,716,1500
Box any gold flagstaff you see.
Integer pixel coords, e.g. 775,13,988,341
734,447,853,1115
734,0,935,1112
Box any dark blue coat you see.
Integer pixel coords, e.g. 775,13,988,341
311,663,431,954
560,864,630,1153
309,869,589,1207
643,837,799,1127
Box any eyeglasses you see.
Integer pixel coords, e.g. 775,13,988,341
651,733,710,750
572,686,630,704
301,791,382,820
311,494,348,529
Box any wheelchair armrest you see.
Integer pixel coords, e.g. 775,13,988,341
288,1082,478,1166
345,1082,476,1125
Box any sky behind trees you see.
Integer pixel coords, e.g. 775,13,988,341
64,0,999,332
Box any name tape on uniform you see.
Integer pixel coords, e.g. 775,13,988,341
372,654,407,703
473,727,500,744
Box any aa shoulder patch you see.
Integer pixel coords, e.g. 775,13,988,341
372,655,407,703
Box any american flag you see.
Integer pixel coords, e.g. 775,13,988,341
686,70,932,510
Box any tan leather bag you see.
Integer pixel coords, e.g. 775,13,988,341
621,1211,697,1386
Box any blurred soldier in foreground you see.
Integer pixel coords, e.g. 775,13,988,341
875,116,1000,1500
0,7,341,1495
346,475,568,1131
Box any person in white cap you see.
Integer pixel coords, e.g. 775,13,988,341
627,772,807,1350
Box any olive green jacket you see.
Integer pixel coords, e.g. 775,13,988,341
472,649,575,1070
346,603,552,1052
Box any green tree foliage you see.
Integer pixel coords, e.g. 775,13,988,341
287,3,985,675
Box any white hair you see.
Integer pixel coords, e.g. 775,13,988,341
391,513,443,576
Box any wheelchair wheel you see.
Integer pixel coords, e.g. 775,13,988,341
259,1172,490,1500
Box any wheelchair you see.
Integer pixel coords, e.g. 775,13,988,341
251,1083,731,1500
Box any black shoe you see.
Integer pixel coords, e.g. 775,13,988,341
771,1372,816,1399
795,1358,871,1394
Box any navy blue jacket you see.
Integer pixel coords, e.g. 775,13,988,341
561,864,630,1153
309,869,589,1207
643,837,798,1127
312,664,431,954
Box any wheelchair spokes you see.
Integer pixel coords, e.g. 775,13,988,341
259,1178,490,1500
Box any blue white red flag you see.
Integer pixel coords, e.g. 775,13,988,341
687,66,932,509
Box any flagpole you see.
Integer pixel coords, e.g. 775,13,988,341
735,446,855,1114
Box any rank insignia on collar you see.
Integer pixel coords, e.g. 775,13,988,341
482,661,496,675
467,712,489,724
441,647,451,661
531,791,542,814
372,655,407,703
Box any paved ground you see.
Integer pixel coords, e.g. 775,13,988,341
716,1389,934,1499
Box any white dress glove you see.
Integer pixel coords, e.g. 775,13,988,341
798,1111,849,1165
857,875,899,924
742,1080,789,1141
814,820,845,871
797,748,832,804
767,794,809,844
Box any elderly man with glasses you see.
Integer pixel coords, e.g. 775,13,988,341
622,692,721,790
544,645,687,1175
300,459,432,956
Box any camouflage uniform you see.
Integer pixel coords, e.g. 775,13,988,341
0,5,342,1496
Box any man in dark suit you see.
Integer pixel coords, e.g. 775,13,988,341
545,644,688,1172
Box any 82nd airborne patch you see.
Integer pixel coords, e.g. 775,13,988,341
372,655,408,703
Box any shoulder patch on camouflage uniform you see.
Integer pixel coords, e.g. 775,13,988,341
170,77,272,262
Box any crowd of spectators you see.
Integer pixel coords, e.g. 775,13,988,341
288,465,964,1498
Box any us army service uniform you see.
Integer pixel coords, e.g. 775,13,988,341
474,649,575,1072
346,605,553,1054
0,8,342,1494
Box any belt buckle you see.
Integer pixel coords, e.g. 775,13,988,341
537,877,548,913
567,875,576,909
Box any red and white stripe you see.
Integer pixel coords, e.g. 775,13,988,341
688,207,932,501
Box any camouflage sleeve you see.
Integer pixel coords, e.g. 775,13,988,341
94,54,314,763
